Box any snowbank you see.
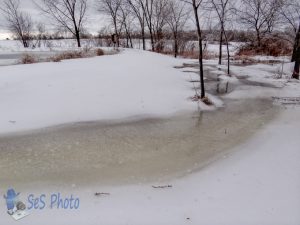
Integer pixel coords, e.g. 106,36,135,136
0,49,199,134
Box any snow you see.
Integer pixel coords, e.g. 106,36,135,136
1,106,299,225
88,109,300,225
0,40,299,224
205,42,241,55
222,61,298,100
0,49,201,134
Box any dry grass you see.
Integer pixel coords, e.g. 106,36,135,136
233,55,286,65
49,48,106,62
191,95,214,105
237,37,293,57
19,48,107,65
201,96,213,105
95,48,105,56
20,54,37,64
50,51,85,62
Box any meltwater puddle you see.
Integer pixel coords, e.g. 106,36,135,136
0,99,279,189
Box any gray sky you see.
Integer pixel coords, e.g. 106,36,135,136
0,0,106,39
0,0,246,40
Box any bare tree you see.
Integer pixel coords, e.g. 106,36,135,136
210,0,231,64
239,0,282,47
280,0,300,34
210,0,233,74
279,0,300,44
0,0,33,48
152,0,169,52
166,0,189,57
139,0,156,51
182,0,206,99
36,0,87,47
97,0,122,47
119,2,134,48
127,0,146,50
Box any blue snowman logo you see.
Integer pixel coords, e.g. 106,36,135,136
3,188,29,220
4,188,20,215
3,188,26,216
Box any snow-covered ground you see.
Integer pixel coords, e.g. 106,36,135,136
1,103,299,225
0,49,204,135
0,40,299,224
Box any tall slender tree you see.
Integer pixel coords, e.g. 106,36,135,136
97,0,122,47
139,0,156,51
211,0,233,74
119,2,134,48
127,0,146,50
182,0,205,98
166,0,189,58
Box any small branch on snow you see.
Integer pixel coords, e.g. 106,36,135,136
152,185,173,189
272,96,300,105
94,192,110,196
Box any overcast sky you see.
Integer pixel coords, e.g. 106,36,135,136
0,0,107,39
0,0,243,40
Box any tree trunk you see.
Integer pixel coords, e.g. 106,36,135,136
224,29,230,75
124,23,130,48
193,2,205,99
129,35,133,48
75,31,81,48
218,29,223,65
126,36,129,48
141,16,146,50
174,38,178,58
256,28,261,47
149,29,155,51
293,60,300,79
22,39,28,48
141,26,146,50
292,18,300,79
114,21,119,47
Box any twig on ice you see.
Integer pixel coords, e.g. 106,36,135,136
152,185,173,189
95,192,110,196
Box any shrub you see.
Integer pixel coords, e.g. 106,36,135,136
95,48,104,56
21,54,37,64
180,50,217,60
237,37,293,57
50,49,106,62
50,51,84,62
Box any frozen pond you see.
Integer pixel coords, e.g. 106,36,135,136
0,99,279,189
0,51,58,66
